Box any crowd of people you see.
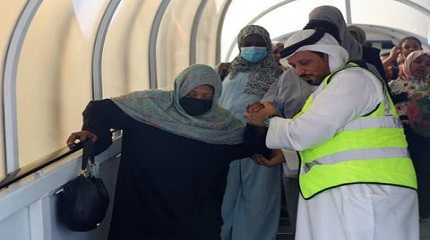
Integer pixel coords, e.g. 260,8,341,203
67,5,429,240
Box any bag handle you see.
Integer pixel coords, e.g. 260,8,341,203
81,140,96,175
55,140,96,195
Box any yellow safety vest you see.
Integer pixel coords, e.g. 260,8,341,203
295,63,417,199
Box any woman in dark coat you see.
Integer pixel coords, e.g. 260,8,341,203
67,64,269,240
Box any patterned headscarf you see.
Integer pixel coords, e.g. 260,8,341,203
404,50,430,81
112,64,245,145
230,25,283,96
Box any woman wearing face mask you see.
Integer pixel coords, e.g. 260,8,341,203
66,64,270,240
219,25,283,240
389,50,430,221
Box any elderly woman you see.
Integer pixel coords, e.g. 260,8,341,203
389,50,430,220
67,64,269,240
219,25,283,240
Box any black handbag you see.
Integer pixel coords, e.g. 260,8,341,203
57,141,110,232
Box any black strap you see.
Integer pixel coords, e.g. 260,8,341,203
81,141,95,171
362,103,381,117
348,60,369,70
325,62,386,118
325,60,374,84
280,30,326,59
324,61,358,84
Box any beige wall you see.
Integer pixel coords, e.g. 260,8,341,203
195,0,229,66
16,0,109,166
102,0,162,98
156,0,200,90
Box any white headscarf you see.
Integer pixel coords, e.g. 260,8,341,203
280,29,349,72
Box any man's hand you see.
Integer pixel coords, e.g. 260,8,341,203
245,102,278,127
246,102,265,113
253,149,285,167
66,130,98,149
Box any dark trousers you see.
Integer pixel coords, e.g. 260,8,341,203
283,177,299,231
404,125,430,219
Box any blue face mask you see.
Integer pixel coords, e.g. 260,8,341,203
240,47,267,63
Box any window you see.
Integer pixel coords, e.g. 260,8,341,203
15,0,109,166
156,0,201,89
102,0,160,98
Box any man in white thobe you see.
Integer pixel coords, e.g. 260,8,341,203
245,29,419,240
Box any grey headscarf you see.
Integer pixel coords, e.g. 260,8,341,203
347,25,367,45
230,25,283,96
309,5,363,60
112,64,245,145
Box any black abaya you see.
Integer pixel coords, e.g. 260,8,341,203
82,100,268,240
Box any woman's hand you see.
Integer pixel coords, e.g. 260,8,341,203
253,149,285,167
245,102,278,127
246,102,265,113
66,130,98,149
384,46,401,65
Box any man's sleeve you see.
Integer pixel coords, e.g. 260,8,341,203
266,68,384,150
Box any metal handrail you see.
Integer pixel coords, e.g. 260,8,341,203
0,140,92,190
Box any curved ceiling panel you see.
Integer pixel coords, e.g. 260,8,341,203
351,0,429,41
221,0,430,61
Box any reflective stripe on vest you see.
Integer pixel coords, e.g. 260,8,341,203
302,147,408,173
341,116,402,131
296,62,417,199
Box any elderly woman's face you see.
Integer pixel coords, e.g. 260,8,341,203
410,54,430,78
180,84,214,116
185,84,214,100
401,39,422,59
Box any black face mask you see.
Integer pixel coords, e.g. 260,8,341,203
179,96,212,116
